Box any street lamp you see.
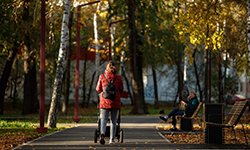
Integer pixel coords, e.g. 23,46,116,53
73,0,100,123
37,0,47,133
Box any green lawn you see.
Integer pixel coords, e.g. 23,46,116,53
1,103,174,123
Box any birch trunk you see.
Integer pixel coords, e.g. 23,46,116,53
47,0,70,128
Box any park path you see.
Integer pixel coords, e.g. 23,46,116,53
13,116,249,149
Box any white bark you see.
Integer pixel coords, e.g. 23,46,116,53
94,4,100,74
47,0,70,128
110,25,116,59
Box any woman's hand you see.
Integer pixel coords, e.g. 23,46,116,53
180,100,187,106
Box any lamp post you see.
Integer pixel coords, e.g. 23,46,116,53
73,0,100,123
37,0,47,133
73,5,81,123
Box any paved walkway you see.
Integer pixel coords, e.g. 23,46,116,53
14,116,249,150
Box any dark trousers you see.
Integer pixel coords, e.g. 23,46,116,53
168,108,184,128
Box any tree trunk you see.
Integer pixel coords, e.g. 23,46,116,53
175,49,184,107
193,49,203,102
12,61,19,108
0,44,18,115
47,0,70,128
205,48,212,103
121,62,134,105
205,49,208,103
23,59,38,114
205,24,211,103
208,49,212,102
128,0,147,114
218,53,224,103
152,67,159,107
22,0,38,115
62,11,73,114
87,71,96,108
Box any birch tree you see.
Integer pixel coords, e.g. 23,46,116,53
47,0,70,128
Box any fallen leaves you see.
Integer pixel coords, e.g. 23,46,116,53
0,129,41,150
162,126,250,144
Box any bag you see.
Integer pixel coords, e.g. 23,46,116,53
103,74,116,100
178,103,186,111
178,101,186,111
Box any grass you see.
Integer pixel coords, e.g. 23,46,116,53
0,120,65,133
0,120,33,128
1,102,243,124
6,101,226,125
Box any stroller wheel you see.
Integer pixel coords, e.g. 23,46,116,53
100,138,105,145
119,129,123,143
99,134,105,145
94,129,98,143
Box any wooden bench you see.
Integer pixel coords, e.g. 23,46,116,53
205,100,249,144
159,102,204,131
178,102,204,130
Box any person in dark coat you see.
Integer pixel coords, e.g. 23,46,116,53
159,91,199,130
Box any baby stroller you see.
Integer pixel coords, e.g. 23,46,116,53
94,108,124,144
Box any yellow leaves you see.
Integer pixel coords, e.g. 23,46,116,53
176,14,225,53
173,0,245,57
178,31,184,36
12,0,24,9
190,32,203,46
0,129,41,150
211,30,224,50
163,128,250,144
99,11,107,18
204,30,224,51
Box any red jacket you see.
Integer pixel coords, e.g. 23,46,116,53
96,70,123,109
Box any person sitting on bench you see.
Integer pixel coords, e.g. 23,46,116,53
159,91,199,131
